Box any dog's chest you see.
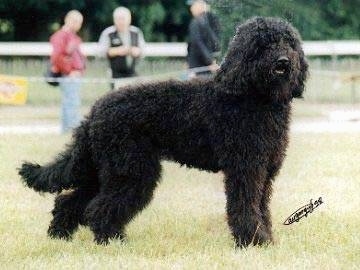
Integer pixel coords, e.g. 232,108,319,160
215,107,289,151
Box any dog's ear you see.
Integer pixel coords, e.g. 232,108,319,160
292,47,309,98
214,24,260,96
214,55,253,96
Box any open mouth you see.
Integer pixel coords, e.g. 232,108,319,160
274,66,287,74
274,56,290,75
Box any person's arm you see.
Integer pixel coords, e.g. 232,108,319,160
136,29,146,58
98,27,130,58
50,32,72,75
130,28,145,58
98,28,111,57
108,46,130,57
189,20,213,66
65,39,80,55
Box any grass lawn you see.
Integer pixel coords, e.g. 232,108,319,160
1,99,359,126
0,132,359,269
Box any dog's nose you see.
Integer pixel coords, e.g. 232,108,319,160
277,56,289,64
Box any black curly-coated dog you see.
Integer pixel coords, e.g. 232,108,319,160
19,17,308,247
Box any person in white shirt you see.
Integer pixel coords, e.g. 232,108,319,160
98,7,145,90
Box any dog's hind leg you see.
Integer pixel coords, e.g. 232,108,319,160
84,150,161,245
48,185,98,240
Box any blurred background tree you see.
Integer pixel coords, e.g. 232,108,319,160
0,0,358,43
213,0,360,51
0,0,191,42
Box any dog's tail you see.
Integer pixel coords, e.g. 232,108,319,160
18,119,93,193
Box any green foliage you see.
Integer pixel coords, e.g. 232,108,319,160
212,0,360,52
0,0,190,42
0,0,358,42
131,1,167,41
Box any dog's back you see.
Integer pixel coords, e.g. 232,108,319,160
87,79,220,172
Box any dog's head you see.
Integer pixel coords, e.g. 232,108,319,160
214,17,308,104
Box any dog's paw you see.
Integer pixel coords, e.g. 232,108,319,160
94,231,126,245
252,229,273,246
94,235,110,245
235,229,273,248
47,226,72,241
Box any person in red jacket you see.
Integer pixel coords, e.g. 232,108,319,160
50,10,85,133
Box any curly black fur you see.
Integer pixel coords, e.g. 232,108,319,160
19,17,308,247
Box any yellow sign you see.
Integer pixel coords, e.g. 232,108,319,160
0,75,28,105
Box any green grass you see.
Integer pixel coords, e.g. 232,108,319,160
0,133,359,269
1,101,357,126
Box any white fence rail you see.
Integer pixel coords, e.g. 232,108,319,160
0,41,359,57
303,41,360,56
0,42,187,57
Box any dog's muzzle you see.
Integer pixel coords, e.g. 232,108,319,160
273,56,290,76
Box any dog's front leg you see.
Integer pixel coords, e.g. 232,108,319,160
224,167,272,248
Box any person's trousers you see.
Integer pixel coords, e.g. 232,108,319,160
59,77,81,133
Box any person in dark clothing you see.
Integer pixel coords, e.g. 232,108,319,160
187,0,221,78
98,7,145,90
